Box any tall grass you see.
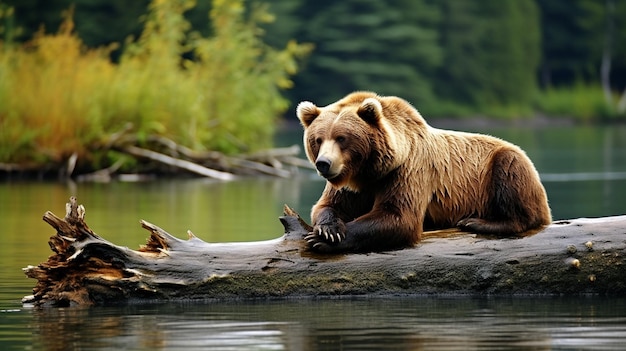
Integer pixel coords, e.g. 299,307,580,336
0,9,115,163
0,0,311,165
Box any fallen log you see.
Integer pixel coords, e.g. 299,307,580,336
23,197,626,307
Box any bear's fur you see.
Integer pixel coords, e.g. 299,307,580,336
296,91,552,253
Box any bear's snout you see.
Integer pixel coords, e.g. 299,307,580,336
315,156,332,177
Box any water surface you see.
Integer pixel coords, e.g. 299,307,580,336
4,297,626,350
1,124,625,350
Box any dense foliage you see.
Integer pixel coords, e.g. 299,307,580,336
273,0,626,119
4,0,626,118
0,0,311,164
1,0,626,169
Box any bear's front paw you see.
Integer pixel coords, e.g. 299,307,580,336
305,223,346,252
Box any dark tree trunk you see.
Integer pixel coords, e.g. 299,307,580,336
23,197,626,307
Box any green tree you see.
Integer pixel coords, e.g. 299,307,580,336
260,1,302,49
536,0,603,87
116,0,312,152
432,1,482,107
2,0,148,60
596,0,626,113
434,0,540,111
287,0,441,107
537,0,626,116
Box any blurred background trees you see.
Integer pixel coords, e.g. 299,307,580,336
1,0,625,167
3,0,626,119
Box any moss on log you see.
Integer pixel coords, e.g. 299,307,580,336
22,197,626,307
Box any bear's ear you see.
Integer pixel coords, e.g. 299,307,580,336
296,101,321,127
357,98,383,124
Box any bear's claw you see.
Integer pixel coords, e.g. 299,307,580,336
312,242,330,251
305,233,330,252
323,231,343,243
305,227,346,252
312,225,345,243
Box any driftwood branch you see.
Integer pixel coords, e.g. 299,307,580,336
23,197,626,307
1,122,314,181
122,145,236,180
108,131,314,179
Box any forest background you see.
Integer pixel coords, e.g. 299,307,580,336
1,0,625,175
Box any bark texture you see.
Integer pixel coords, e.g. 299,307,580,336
23,197,626,307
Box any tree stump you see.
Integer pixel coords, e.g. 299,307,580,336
22,197,626,307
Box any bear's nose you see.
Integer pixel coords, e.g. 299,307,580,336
315,157,332,176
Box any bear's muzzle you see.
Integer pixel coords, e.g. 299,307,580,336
315,156,333,178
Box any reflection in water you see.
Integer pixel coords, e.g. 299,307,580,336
24,297,626,350
541,171,626,182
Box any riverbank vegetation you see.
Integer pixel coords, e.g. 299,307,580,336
1,0,625,178
0,0,311,177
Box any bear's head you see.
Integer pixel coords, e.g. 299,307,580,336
296,92,419,191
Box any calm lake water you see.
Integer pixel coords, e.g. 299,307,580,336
1,124,626,350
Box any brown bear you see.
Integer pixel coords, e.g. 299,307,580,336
296,91,552,253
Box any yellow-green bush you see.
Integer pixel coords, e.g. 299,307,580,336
0,0,311,165
0,9,116,163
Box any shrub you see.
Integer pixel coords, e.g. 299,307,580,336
0,0,311,165
535,83,618,122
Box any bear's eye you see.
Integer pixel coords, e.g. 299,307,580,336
315,137,323,145
336,136,346,144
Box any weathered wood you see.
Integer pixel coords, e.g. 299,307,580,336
22,197,626,307
113,132,312,178
122,145,237,180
